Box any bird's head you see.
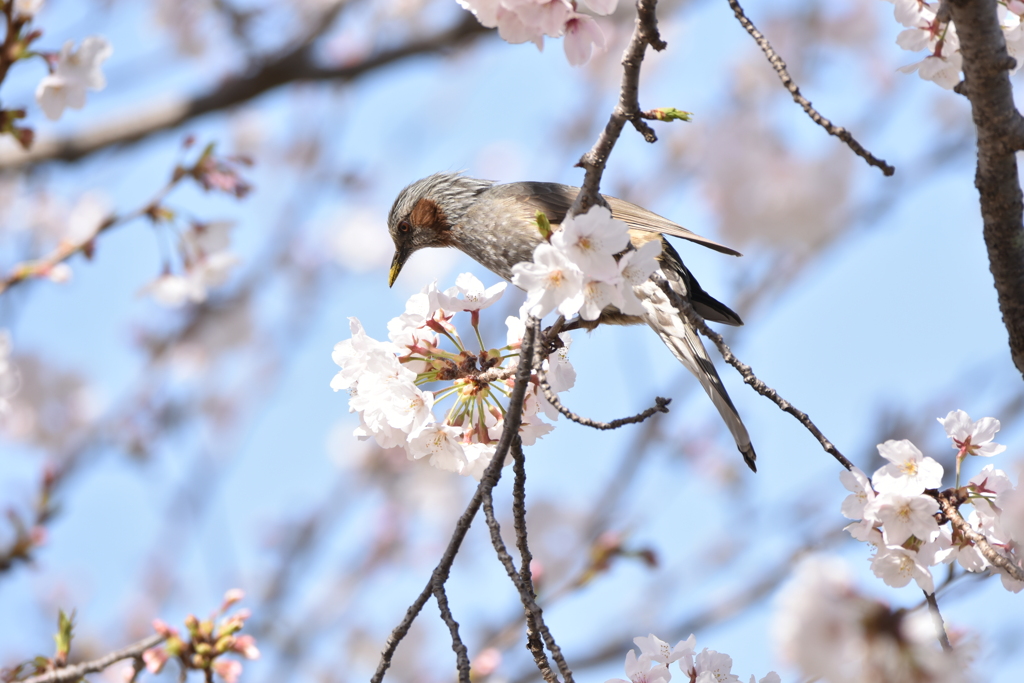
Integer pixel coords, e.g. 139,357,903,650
386,172,494,287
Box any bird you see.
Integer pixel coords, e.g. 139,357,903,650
386,172,756,472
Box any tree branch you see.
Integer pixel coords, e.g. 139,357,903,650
572,0,666,216
372,319,545,683
946,0,1024,379
937,492,1024,583
433,582,471,683
535,360,671,429
0,16,489,170
665,277,852,470
924,590,953,653
724,0,895,176
21,634,165,683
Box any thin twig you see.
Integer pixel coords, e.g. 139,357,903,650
724,0,894,176
666,278,852,470
481,470,572,683
21,634,165,683
572,0,666,216
937,493,1024,583
511,436,558,682
535,359,671,430
924,590,953,653
433,582,471,683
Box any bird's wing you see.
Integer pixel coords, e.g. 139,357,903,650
501,182,742,257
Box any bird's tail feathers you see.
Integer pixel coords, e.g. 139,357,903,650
637,279,757,472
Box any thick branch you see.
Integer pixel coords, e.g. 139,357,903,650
21,634,165,683
572,0,666,215
937,493,1024,583
947,0,1024,379
0,16,488,169
725,0,894,176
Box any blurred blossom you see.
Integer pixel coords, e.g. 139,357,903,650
696,107,851,248
66,192,110,244
330,206,394,273
775,556,967,683
36,37,113,121
1,354,97,449
230,112,267,157
155,0,210,55
14,0,43,17
0,330,20,415
45,262,72,283
471,647,502,676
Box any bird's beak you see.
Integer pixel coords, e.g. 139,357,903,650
388,247,408,288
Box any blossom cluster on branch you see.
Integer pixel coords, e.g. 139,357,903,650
511,205,661,321
456,0,617,65
607,633,779,683
142,589,259,683
331,273,575,479
882,0,1024,88
842,410,1024,593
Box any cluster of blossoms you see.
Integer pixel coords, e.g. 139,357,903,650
608,633,779,683
142,142,252,307
776,556,968,683
331,273,574,479
457,0,617,66
142,589,259,683
510,205,661,322
842,410,1024,593
882,0,1024,89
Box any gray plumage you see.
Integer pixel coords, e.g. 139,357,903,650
387,172,756,471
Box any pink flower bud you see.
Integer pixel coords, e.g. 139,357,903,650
152,619,179,637
233,635,260,660
471,647,502,676
213,658,243,683
221,588,245,610
142,647,168,674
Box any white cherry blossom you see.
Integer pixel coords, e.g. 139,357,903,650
691,649,740,683
563,12,606,66
840,466,876,520
551,205,629,281
446,272,507,311
605,650,670,683
937,409,1007,458
870,544,934,592
36,37,113,121
871,439,943,495
633,633,694,666
867,492,939,545
618,239,662,315
407,422,468,473
512,243,585,318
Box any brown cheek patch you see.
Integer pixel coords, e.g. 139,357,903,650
410,197,455,247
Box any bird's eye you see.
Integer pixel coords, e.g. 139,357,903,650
398,220,411,233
